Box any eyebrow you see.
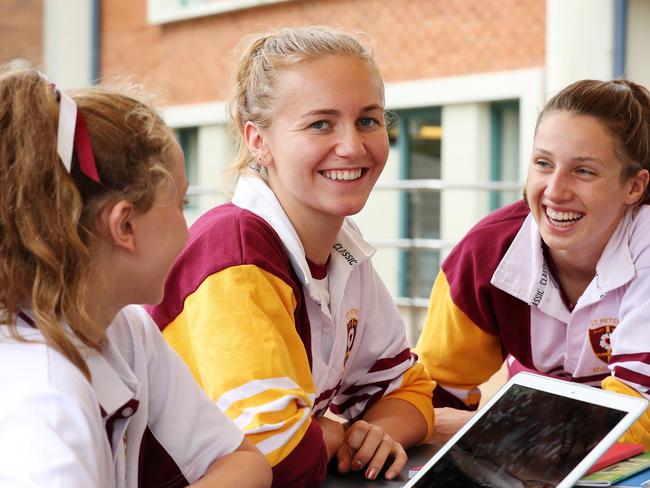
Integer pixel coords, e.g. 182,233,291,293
301,104,384,118
534,147,604,165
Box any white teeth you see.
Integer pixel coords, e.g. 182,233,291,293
322,168,363,181
546,207,583,226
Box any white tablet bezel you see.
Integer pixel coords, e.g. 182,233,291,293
404,372,648,488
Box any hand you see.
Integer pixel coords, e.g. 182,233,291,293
336,420,407,480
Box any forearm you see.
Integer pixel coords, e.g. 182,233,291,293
317,415,346,461
190,439,272,488
363,398,428,448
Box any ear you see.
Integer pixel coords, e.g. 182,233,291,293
625,168,650,205
244,121,272,168
100,200,137,254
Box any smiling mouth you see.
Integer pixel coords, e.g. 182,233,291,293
320,168,364,181
545,207,584,227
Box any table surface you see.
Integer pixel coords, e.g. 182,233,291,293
323,408,474,487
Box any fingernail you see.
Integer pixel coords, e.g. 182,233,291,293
366,468,377,480
385,470,395,480
353,460,363,470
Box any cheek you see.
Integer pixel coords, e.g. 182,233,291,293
372,134,389,162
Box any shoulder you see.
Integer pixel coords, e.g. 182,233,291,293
443,200,529,279
188,202,288,269
149,203,296,328
0,336,96,414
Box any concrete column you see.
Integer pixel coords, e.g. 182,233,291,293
546,0,615,97
43,0,94,87
626,0,650,86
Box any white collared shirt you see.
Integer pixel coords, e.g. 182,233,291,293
0,305,243,487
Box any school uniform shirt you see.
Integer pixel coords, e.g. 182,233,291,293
0,305,244,488
415,200,650,445
148,175,435,488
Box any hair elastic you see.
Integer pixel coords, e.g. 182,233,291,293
55,89,101,183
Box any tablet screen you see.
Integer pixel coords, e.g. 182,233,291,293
411,384,627,488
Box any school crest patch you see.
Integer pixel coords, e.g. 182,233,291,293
344,309,359,366
589,317,619,363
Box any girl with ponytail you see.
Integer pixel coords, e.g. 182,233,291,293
0,66,271,488
149,26,435,486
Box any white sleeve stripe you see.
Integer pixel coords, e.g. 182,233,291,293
255,407,311,455
232,393,309,430
216,377,310,411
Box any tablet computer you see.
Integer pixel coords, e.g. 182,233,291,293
404,372,648,488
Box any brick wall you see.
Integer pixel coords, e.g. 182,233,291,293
101,0,545,105
0,0,43,67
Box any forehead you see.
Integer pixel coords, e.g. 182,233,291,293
272,55,384,114
535,111,619,158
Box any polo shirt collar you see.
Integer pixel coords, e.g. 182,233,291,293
84,335,140,419
232,176,375,307
491,210,635,318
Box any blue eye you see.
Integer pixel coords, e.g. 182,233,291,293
358,117,379,128
576,168,597,177
310,120,331,130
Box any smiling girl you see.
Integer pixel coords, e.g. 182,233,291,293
148,26,435,486
416,79,650,445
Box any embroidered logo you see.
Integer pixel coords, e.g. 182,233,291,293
588,317,619,363
344,309,359,366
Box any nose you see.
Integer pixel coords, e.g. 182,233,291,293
545,169,573,201
335,126,367,159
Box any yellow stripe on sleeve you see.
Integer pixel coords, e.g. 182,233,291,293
162,264,317,466
415,271,503,407
602,376,650,448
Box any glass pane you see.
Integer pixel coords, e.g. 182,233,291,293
404,110,442,298
491,101,520,209
175,127,199,209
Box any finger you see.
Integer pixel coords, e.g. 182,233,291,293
350,424,384,470
363,437,394,480
345,420,370,451
384,444,408,480
336,442,354,473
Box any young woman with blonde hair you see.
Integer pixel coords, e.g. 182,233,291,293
149,26,435,486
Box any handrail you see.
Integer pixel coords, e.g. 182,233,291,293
186,179,522,196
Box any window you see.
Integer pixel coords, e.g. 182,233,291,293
391,108,443,300
490,100,520,210
175,127,199,210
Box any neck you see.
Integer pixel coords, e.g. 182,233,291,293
283,206,342,265
84,276,121,331
548,247,600,305
297,216,342,265
84,251,129,331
